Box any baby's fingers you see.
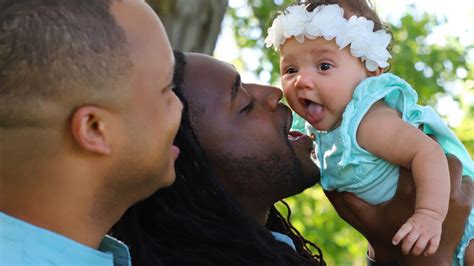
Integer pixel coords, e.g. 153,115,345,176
411,234,430,256
393,222,413,245
401,231,421,255
424,235,441,256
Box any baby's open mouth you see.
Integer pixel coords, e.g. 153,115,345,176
301,99,325,124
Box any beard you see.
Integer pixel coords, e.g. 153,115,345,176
215,142,317,205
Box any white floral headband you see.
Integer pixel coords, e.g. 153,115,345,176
264,4,391,71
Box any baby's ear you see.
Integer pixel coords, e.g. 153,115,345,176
367,68,384,77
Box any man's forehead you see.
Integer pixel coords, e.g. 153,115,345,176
185,54,236,91
183,54,240,119
227,62,237,71
187,54,234,72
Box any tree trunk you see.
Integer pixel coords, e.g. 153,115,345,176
148,0,229,55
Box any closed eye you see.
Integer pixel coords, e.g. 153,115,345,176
240,99,255,113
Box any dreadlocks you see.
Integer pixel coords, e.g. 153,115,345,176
267,201,325,265
112,50,325,265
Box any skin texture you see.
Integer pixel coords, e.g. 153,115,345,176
182,53,319,225
1,0,182,249
280,36,452,257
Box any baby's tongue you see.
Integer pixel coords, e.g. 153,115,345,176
306,102,324,122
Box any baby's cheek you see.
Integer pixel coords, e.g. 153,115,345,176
281,81,302,112
287,97,304,117
281,82,295,99
281,87,292,99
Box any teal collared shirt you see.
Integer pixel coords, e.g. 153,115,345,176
0,212,131,266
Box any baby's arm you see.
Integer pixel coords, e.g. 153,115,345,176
357,101,450,256
325,155,472,265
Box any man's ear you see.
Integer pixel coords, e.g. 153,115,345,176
71,106,112,155
367,67,384,77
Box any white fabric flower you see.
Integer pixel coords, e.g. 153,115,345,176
265,15,285,49
264,4,392,71
306,5,347,41
338,16,374,51
365,30,392,69
337,16,390,71
281,5,312,43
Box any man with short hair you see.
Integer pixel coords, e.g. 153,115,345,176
0,0,182,264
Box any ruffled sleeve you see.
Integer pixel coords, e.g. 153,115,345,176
338,73,420,167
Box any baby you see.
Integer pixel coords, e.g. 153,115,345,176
265,1,474,265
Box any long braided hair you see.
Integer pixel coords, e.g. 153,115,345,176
112,51,325,265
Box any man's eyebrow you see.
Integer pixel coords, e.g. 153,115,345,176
230,74,240,103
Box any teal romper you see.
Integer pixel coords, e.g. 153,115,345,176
292,73,474,265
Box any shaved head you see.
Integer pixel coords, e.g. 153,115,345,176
0,0,132,128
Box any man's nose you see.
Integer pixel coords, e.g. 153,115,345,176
249,84,282,111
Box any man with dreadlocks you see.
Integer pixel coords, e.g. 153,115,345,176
113,51,471,266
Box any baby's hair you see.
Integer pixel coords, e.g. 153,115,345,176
300,0,385,31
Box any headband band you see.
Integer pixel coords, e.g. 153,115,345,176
264,4,391,71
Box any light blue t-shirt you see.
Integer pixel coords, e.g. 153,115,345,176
0,212,131,266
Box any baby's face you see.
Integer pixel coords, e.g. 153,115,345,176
280,37,368,131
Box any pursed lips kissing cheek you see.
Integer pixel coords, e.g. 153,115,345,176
286,107,314,155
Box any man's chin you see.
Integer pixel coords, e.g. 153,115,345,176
279,171,318,201
140,166,177,200
157,167,177,189
288,133,319,187
297,157,320,187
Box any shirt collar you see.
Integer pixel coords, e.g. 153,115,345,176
271,231,296,250
1,212,130,266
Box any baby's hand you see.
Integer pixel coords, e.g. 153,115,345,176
392,211,443,256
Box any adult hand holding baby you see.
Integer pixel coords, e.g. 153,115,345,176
326,155,472,265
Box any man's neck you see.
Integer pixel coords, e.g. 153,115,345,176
2,190,120,249
237,197,271,226
0,133,129,249
1,169,126,249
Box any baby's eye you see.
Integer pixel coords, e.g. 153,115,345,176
318,63,332,71
284,67,297,74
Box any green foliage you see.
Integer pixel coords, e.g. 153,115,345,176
228,0,292,84
227,1,474,265
277,188,366,265
388,11,474,155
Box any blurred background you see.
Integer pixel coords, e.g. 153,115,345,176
149,0,473,264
